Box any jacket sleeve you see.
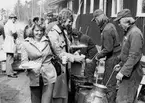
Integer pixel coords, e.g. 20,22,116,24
97,29,114,59
48,30,75,62
120,32,143,77
87,38,98,59
21,43,29,64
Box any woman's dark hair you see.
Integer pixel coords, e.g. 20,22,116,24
32,17,39,23
23,25,29,39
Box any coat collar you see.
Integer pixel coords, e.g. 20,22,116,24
25,36,48,43
25,36,49,52
100,21,109,32
124,24,136,36
52,24,62,34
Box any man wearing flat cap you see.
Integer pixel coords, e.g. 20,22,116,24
114,9,144,103
3,13,18,78
91,9,121,103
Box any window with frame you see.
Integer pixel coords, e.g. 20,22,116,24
137,0,145,17
111,0,123,17
99,0,107,14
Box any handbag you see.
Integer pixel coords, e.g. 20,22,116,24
46,36,62,76
51,57,61,76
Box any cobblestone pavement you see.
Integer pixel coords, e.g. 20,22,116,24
0,72,31,103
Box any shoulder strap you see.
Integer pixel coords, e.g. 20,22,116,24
52,28,69,52
46,35,56,55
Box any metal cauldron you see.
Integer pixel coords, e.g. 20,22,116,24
84,83,108,103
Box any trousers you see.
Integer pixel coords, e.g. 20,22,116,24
30,75,54,103
6,53,14,75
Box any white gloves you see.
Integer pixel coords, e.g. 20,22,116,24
61,53,85,64
86,58,92,63
116,72,124,81
74,54,85,62
114,64,121,71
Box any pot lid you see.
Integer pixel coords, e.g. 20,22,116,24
93,83,107,89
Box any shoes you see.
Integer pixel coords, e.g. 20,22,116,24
7,74,18,78
0,71,6,75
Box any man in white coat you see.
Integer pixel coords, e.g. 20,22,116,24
3,14,18,78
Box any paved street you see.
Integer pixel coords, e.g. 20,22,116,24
0,72,31,103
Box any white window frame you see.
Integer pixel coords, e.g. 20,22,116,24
111,0,123,17
90,0,94,13
83,0,87,14
136,0,145,17
99,0,107,14
67,0,73,10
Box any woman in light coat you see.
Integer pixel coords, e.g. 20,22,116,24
21,24,85,103
21,24,57,103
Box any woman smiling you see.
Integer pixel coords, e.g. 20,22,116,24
21,24,56,103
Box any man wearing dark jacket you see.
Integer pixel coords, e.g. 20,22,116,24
114,9,144,103
92,9,121,103
71,29,98,83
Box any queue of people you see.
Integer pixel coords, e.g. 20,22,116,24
91,9,144,103
0,7,144,103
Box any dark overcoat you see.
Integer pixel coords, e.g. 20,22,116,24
97,22,121,103
116,25,144,103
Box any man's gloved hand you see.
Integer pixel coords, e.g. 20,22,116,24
116,72,124,81
114,64,121,71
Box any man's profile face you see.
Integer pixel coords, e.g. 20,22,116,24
63,18,73,31
118,18,129,31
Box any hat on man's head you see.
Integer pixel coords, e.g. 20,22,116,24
9,13,17,19
91,9,104,21
114,9,132,21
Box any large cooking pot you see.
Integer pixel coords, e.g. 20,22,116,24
84,83,108,103
93,83,107,94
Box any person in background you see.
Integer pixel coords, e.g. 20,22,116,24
48,8,85,103
32,17,39,25
114,9,144,103
3,13,18,78
32,17,44,26
0,20,5,39
23,25,30,39
71,29,98,83
91,9,121,103
0,20,6,73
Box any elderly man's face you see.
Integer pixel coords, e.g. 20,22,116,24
118,18,129,31
94,16,100,25
94,14,103,26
